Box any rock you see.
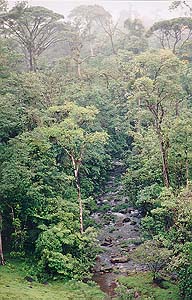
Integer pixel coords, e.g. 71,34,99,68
123,217,131,223
103,199,109,204
82,277,89,283
101,241,112,246
110,256,130,263
25,276,34,283
116,221,123,227
130,210,140,217
134,291,140,298
100,266,113,273
128,244,136,251
101,239,110,246
121,196,129,202
110,281,118,289
101,237,113,246
119,209,127,214
170,273,178,281
130,220,137,225
153,277,165,285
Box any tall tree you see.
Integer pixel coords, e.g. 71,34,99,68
123,18,148,54
92,5,118,55
146,18,192,54
43,103,108,233
170,1,192,16
0,213,5,265
69,5,97,57
1,2,64,71
0,0,7,13
65,22,92,78
127,50,185,188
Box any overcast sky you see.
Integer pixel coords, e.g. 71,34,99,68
7,1,184,25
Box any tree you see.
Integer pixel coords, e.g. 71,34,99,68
169,113,192,188
91,5,118,55
124,18,145,38
42,103,108,233
123,18,148,54
65,22,92,78
132,240,172,281
0,213,5,265
170,1,192,16
0,0,7,13
1,2,64,71
128,50,184,187
147,18,192,54
172,242,192,300
69,5,97,57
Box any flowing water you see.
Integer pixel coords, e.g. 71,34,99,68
92,161,146,299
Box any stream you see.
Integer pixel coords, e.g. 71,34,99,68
92,161,146,299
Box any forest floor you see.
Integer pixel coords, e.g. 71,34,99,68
0,259,104,300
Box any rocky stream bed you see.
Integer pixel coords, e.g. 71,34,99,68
92,161,146,299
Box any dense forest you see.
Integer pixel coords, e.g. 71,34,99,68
0,0,192,299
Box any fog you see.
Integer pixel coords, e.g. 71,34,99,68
7,0,185,26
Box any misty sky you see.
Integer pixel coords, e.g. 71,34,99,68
7,1,184,25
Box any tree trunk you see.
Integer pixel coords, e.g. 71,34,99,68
136,98,141,133
33,56,37,73
29,49,36,72
75,176,83,234
90,44,94,57
29,49,33,71
74,169,83,234
77,62,81,78
175,101,179,116
0,214,5,265
109,34,116,55
185,148,189,188
157,130,170,188
70,154,83,234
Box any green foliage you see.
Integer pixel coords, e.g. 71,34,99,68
147,17,192,53
117,272,179,300
1,1,192,296
132,240,172,280
34,224,98,280
123,18,148,54
176,242,192,300
141,187,192,244
1,2,65,71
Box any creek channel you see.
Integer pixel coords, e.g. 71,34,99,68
92,161,146,299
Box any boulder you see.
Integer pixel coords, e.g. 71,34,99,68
110,256,130,263
100,265,113,273
130,210,140,217
101,237,113,246
25,276,34,283
123,217,131,223
130,220,137,225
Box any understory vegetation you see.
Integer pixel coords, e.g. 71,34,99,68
0,0,192,299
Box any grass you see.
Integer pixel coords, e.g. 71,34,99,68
116,272,180,300
0,259,105,300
